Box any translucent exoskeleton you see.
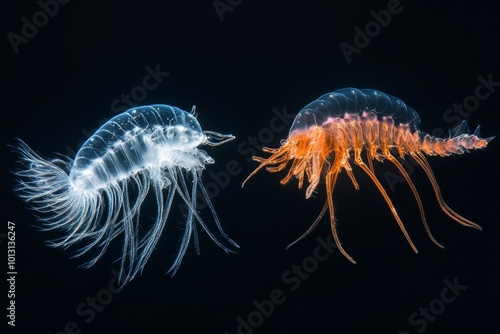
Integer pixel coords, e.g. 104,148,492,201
243,88,494,263
14,104,239,285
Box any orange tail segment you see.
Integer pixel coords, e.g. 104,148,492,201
419,121,494,157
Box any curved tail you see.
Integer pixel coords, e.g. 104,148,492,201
13,139,103,261
14,139,75,218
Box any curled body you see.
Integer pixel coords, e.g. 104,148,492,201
15,104,238,285
243,87,493,263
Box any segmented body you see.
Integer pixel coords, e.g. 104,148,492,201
15,104,238,285
71,105,208,191
243,87,492,263
291,87,421,132
291,88,486,160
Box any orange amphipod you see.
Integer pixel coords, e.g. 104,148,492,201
242,87,493,263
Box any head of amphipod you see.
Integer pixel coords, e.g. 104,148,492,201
154,106,235,171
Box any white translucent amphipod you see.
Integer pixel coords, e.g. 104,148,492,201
14,104,239,286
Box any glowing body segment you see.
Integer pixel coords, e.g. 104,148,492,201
70,105,207,190
243,87,493,263
290,88,421,133
14,104,238,285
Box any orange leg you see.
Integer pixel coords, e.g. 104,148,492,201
411,151,482,230
353,149,419,254
383,149,445,249
325,158,357,264
286,201,328,250
241,147,289,187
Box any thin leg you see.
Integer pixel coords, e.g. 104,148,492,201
286,201,328,250
344,161,360,190
366,150,375,175
411,152,482,230
242,148,289,187
385,152,444,248
354,152,419,254
325,167,357,264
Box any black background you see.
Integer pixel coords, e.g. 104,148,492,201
2,1,500,333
